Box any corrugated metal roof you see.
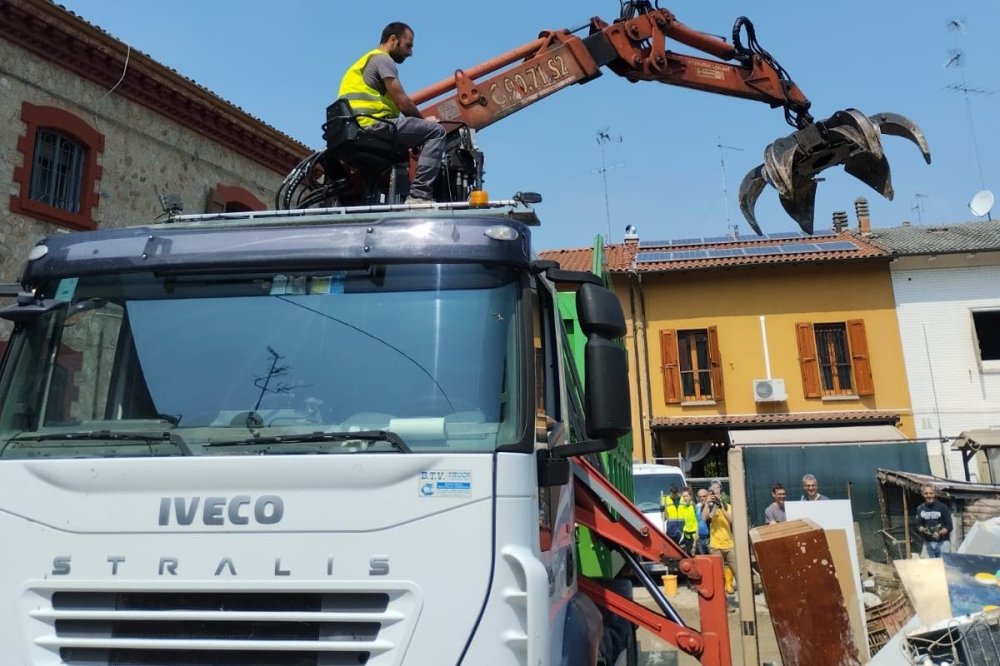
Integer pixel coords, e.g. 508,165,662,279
863,220,1000,255
876,469,1000,497
951,428,1000,450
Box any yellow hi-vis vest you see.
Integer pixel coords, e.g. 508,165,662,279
338,48,401,127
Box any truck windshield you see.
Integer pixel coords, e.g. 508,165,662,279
0,264,523,458
633,473,686,513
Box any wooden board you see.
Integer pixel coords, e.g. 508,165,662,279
786,499,867,647
751,519,863,666
827,528,869,660
894,558,952,626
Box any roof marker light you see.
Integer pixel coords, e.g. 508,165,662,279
469,190,489,207
484,225,519,242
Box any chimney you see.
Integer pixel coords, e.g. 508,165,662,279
624,224,639,243
902,220,912,227
854,197,871,234
832,211,849,233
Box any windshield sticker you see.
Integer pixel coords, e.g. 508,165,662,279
309,274,346,295
54,277,79,302
419,470,473,498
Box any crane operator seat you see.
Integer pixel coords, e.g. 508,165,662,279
322,98,411,204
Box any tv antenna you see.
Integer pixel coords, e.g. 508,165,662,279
911,192,930,223
944,17,995,192
594,128,624,242
717,138,744,236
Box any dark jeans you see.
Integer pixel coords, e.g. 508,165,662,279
368,116,446,199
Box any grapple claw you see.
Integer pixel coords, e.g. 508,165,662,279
740,109,930,234
778,178,817,235
831,109,883,160
870,112,932,164
737,166,767,236
762,137,798,201
843,152,893,199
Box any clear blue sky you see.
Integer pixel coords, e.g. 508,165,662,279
60,1,1000,250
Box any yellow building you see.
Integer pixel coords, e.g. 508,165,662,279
542,215,915,477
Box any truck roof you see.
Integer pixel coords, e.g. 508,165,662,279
20,201,541,284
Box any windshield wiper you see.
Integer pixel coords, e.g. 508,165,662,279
204,429,411,453
10,430,194,456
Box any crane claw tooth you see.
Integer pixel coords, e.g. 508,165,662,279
737,166,767,236
870,112,932,164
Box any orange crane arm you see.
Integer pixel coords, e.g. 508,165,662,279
411,8,812,131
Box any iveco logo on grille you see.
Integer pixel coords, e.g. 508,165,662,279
158,495,284,526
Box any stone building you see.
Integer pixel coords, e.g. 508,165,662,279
0,0,310,283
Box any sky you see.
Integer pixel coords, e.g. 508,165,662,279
58,0,1000,251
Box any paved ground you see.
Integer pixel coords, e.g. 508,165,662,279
633,583,783,665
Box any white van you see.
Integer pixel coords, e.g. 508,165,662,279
632,462,687,533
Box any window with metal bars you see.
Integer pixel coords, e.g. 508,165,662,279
29,129,85,213
660,326,724,404
795,320,874,398
678,329,713,400
814,323,854,394
11,102,104,230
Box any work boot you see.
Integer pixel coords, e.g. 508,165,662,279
404,195,435,205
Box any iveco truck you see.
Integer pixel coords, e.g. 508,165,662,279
0,198,637,665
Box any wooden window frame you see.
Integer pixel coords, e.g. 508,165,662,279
796,320,874,398
11,102,104,230
660,326,724,404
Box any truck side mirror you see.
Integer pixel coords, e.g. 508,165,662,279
576,283,631,440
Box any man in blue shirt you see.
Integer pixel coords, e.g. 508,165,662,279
916,484,953,558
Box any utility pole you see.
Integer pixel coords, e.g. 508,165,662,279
717,138,744,236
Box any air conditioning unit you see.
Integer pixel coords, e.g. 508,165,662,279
753,378,787,402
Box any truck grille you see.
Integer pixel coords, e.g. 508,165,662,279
31,590,411,665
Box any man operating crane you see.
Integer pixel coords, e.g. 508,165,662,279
337,22,445,204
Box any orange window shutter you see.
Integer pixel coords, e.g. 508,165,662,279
847,319,875,396
795,322,821,398
708,325,725,400
660,329,681,404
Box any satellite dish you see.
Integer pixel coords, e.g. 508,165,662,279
970,189,994,217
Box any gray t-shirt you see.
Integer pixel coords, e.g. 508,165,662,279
764,502,786,523
362,53,399,96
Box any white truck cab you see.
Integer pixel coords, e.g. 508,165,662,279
0,200,634,665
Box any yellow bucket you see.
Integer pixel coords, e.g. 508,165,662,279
662,574,678,597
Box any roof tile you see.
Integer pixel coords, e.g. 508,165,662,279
650,410,900,429
861,220,1000,255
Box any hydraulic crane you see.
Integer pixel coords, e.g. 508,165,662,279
281,1,930,236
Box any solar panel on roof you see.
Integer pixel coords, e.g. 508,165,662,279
779,243,821,253
743,246,782,256
811,230,837,238
638,240,672,248
635,251,671,263
670,237,704,246
703,235,739,244
706,248,745,258
670,250,709,260
821,241,859,251
767,231,806,240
